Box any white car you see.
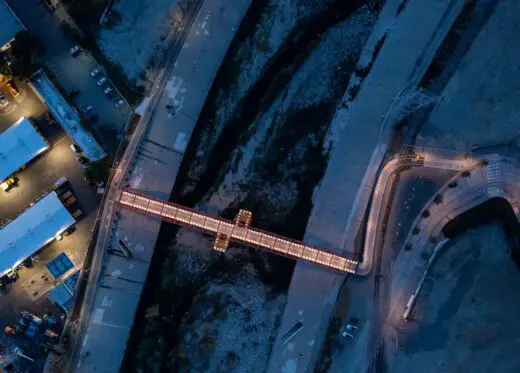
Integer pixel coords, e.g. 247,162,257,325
345,324,358,332
342,331,354,340
76,156,89,167
81,104,93,113
104,86,113,95
69,45,80,56
114,99,124,108
97,77,107,86
70,143,81,153
0,93,8,107
90,68,101,77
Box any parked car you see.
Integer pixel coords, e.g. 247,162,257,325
341,331,354,340
85,176,95,187
63,226,76,236
43,314,57,324
69,45,80,57
76,156,89,167
45,330,59,339
97,77,107,86
0,93,8,106
60,190,73,200
345,324,358,332
72,209,83,219
21,311,43,326
104,86,113,95
70,143,82,153
90,67,101,77
115,99,125,108
4,326,15,336
1,176,18,192
64,196,77,207
6,80,19,97
80,104,93,113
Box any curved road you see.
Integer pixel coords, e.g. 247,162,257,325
357,149,478,276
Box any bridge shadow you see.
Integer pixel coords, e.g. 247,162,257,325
442,197,520,269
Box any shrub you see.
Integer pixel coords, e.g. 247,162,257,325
9,31,44,80
84,159,110,183
421,209,430,218
412,227,420,235
434,194,443,204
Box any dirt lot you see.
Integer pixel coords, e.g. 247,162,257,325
389,223,520,373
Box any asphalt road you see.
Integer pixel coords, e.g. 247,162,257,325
0,80,46,133
5,0,131,152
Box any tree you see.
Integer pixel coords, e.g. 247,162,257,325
9,31,44,80
11,30,45,58
84,159,109,184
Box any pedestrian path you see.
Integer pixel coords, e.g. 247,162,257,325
118,189,359,272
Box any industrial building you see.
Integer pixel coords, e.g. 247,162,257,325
0,191,75,278
30,70,107,161
0,116,49,183
0,0,24,52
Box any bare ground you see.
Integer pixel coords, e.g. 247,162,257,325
388,223,520,373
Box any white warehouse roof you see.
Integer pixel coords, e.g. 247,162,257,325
30,70,106,161
0,117,49,182
0,191,75,277
0,1,24,49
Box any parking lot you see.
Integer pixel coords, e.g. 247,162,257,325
0,79,46,133
6,0,132,152
0,79,101,371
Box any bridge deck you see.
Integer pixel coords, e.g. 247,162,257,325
118,189,358,273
